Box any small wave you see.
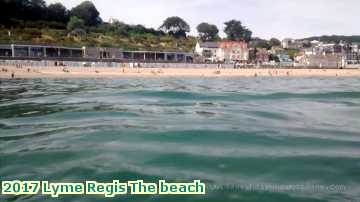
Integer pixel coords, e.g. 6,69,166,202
264,91,360,100
196,111,217,117
0,103,68,119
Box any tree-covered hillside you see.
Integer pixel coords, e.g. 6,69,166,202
302,35,360,43
0,0,197,51
0,0,259,52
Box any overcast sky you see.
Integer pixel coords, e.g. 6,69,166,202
46,0,360,39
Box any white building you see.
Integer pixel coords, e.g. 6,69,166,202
108,17,119,24
219,41,249,63
195,41,249,63
281,38,303,49
351,43,360,53
194,42,221,62
281,38,294,49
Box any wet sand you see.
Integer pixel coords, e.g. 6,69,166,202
1,66,360,78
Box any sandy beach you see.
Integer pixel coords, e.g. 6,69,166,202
1,66,360,78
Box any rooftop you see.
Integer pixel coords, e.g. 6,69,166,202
198,41,220,49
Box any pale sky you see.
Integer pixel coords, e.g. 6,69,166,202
45,0,360,40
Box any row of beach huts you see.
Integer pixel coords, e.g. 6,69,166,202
0,44,194,63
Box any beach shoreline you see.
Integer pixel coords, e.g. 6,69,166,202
1,66,360,78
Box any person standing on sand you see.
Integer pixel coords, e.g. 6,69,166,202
11,72,15,79
234,61,239,69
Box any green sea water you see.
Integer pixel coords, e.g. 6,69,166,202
0,77,360,202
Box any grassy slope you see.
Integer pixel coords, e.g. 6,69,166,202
0,27,197,52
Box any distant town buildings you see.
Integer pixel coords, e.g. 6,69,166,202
294,41,359,67
278,38,360,68
296,54,343,68
195,38,360,68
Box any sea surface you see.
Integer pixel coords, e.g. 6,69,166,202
0,77,360,202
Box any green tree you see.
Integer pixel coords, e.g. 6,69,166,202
269,54,280,62
0,0,12,24
0,0,52,25
70,1,101,26
47,3,69,23
224,20,252,42
249,38,272,50
67,16,85,31
28,0,47,20
269,38,281,47
256,40,271,50
196,22,219,41
286,49,300,60
159,16,190,38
